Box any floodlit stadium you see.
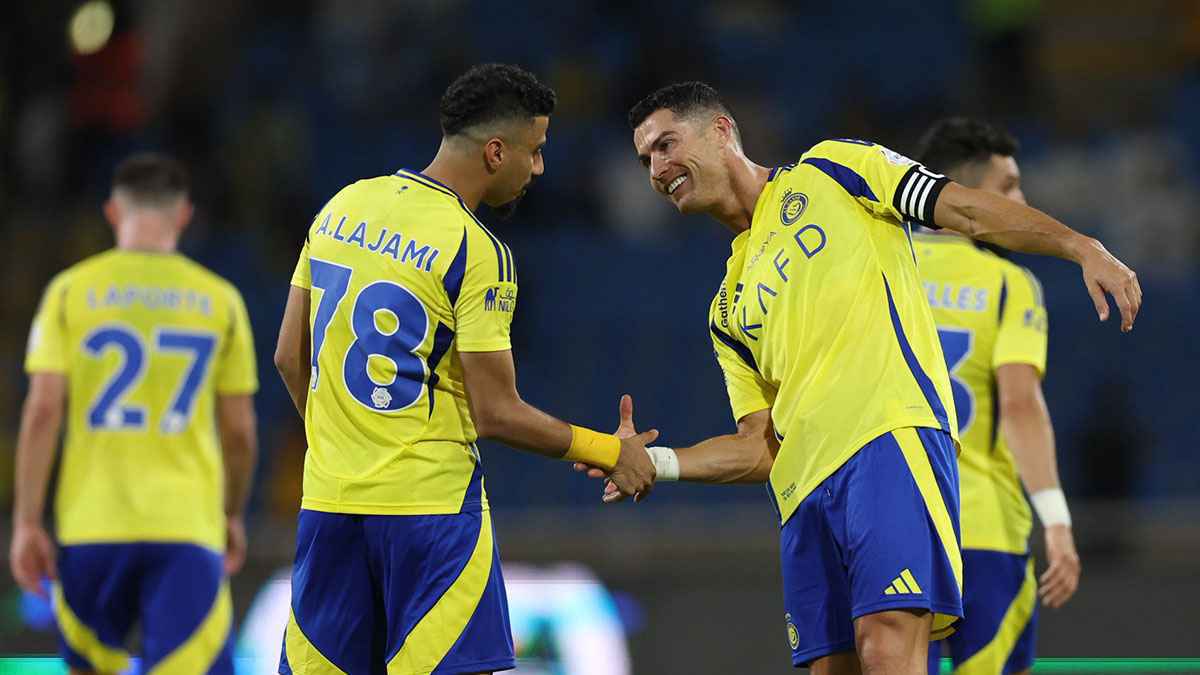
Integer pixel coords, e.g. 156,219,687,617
1,2,1198,674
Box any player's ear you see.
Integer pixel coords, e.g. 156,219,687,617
714,115,736,147
483,138,504,174
102,196,121,228
177,198,195,231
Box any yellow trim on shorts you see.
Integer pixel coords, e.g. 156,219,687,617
147,581,232,674
957,557,1038,674
388,509,496,675
892,427,963,638
53,584,132,674
285,608,347,674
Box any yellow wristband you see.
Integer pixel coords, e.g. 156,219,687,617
564,425,621,472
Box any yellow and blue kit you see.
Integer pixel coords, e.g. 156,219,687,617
282,169,516,675
707,140,963,664
916,233,1048,674
25,249,259,673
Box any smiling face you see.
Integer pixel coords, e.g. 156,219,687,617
633,108,733,214
482,115,549,209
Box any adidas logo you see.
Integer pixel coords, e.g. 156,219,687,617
883,568,923,596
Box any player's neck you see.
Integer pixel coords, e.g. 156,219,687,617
114,222,179,254
710,156,771,235
421,148,486,212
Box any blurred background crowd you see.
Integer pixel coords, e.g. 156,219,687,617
1,0,1197,670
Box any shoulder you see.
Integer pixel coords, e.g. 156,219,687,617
48,250,115,292
175,256,246,305
996,258,1043,299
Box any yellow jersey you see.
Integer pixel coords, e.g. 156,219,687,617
708,139,959,525
915,233,1047,553
24,250,258,551
290,169,517,515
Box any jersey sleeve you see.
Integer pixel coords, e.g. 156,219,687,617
801,139,950,227
992,265,1048,376
215,286,260,394
454,222,517,353
291,239,312,290
25,274,70,374
710,323,775,421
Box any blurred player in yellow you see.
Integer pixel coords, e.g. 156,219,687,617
9,153,260,674
587,83,1139,674
913,118,1081,675
272,63,657,675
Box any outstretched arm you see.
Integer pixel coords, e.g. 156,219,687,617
674,408,777,483
933,183,1141,331
589,407,777,503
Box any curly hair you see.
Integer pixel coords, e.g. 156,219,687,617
440,63,556,137
627,81,738,140
915,117,1019,178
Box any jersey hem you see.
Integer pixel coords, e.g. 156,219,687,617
773,417,950,525
456,341,512,352
991,355,1045,377
961,543,1031,556
299,499,490,515
56,532,223,552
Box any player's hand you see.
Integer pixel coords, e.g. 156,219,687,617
224,515,248,576
1039,524,1081,608
574,394,641,480
605,429,660,503
1078,237,1141,332
10,523,56,599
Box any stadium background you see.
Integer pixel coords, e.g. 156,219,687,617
1,0,1198,672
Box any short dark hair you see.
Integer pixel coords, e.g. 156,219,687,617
112,152,189,204
915,117,1019,178
627,81,736,134
440,63,556,137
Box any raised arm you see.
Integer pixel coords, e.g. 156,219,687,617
458,349,658,500
933,183,1141,331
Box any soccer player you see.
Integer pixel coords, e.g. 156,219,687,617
10,153,260,673
602,83,1138,674
914,118,1080,675
272,63,657,675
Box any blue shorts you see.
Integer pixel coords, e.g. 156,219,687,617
928,549,1038,674
55,542,233,673
281,509,514,675
780,427,963,666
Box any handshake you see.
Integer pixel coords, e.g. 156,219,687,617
571,394,678,503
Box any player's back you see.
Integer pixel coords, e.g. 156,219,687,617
25,249,258,551
915,233,1045,553
293,169,516,516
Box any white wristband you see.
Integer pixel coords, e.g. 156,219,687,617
1030,488,1072,528
645,446,679,481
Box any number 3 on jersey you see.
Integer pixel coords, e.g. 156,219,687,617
309,257,429,412
937,327,974,434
